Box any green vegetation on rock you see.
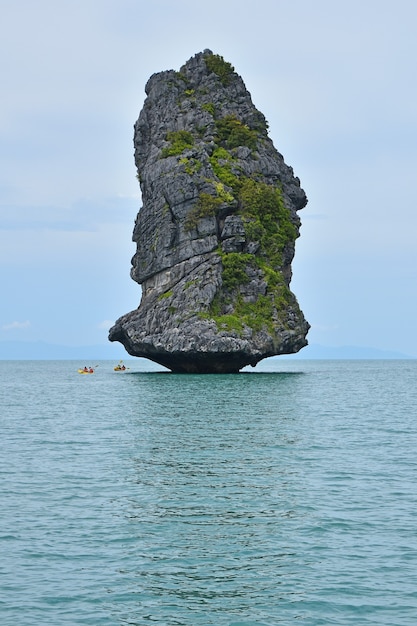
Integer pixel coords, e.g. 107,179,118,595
220,252,253,290
207,282,295,336
215,115,258,151
184,178,235,232
179,157,202,175
209,147,239,189
239,178,297,269
202,102,216,116
197,177,299,336
214,181,234,203
161,130,194,157
158,289,173,300
184,192,224,231
205,54,235,85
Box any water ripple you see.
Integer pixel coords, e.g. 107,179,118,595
1,360,417,624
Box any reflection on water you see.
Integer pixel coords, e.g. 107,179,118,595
116,372,315,623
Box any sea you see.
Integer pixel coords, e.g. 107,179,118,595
1,358,417,626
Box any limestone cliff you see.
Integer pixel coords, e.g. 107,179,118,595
109,50,310,372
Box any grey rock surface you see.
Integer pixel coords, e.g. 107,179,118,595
109,50,310,372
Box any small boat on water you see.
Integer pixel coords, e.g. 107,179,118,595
78,367,95,374
114,360,128,371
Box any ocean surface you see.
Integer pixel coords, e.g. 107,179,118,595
1,358,417,625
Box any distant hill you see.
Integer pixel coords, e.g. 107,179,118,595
281,344,415,359
0,340,414,361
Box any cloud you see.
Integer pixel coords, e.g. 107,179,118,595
0,195,139,233
98,320,114,330
2,320,31,331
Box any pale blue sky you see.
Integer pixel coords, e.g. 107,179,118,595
1,0,416,356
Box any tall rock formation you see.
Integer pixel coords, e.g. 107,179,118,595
109,50,309,372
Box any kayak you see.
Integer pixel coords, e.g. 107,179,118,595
78,369,94,374
114,366,128,371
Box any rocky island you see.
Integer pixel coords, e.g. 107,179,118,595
109,50,309,372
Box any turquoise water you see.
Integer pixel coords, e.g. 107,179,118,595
1,359,417,625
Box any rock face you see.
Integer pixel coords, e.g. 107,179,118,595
109,50,310,372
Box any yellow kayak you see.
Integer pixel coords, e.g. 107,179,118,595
78,368,94,374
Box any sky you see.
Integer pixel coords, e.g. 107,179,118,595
1,0,417,357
